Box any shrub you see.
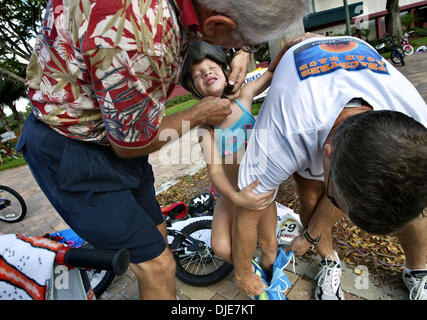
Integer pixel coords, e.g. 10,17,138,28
164,94,193,109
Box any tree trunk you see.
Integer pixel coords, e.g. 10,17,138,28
0,107,12,132
386,0,403,39
248,53,257,72
9,102,23,129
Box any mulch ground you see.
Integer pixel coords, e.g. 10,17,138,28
157,167,406,286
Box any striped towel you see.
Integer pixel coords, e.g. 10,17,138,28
0,234,63,300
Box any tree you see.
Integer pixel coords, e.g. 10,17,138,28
0,107,12,131
0,0,47,129
0,75,27,130
386,0,403,39
0,0,47,83
0,53,28,130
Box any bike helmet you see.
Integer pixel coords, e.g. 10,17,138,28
188,193,215,217
179,41,229,99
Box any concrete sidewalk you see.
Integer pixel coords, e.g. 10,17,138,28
1,52,426,300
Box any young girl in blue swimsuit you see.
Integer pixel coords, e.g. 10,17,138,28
180,41,287,274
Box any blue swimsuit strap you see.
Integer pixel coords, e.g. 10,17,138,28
215,99,254,130
234,99,249,113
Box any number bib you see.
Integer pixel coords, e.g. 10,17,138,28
275,202,303,246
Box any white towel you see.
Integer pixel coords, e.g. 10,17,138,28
0,234,63,300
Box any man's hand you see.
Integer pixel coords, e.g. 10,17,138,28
235,271,267,297
194,96,232,127
233,181,275,211
228,50,249,94
283,234,312,256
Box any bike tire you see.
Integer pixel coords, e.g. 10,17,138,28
390,51,404,65
81,243,116,298
403,45,414,56
397,48,406,66
90,270,115,298
0,185,27,223
171,219,233,286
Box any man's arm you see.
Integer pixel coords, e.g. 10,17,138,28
284,194,344,256
110,96,231,159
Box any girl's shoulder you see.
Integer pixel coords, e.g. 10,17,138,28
233,97,253,115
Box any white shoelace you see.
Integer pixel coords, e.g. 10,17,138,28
315,254,341,296
409,274,427,300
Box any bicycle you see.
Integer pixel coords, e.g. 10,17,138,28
375,35,405,66
47,202,231,298
90,205,233,294
0,188,231,299
386,35,406,66
0,141,19,162
0,185,27,223
400,32,414,56
167,214,233,286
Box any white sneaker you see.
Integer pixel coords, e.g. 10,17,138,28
314,251,344,300
402,267,427,300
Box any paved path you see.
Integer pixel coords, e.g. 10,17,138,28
0,52,426,300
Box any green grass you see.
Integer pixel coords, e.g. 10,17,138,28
409,36,427,49
164,99,198,116
0,155,26,171
165,98,264,117
252,102,263,116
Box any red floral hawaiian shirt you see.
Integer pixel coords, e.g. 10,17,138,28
26,0,182,148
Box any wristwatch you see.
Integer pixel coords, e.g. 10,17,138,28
303,227,321,246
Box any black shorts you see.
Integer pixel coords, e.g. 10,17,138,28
17,114,166,264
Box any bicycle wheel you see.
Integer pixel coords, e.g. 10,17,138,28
391,50,405,65
86,269,115,298
403,45,414,56
0,185,27,223
81,243,116,298
170,219,233,286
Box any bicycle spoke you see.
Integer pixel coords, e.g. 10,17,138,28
172,220,233,284
181,251,198,271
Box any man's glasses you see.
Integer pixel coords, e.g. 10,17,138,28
326,170,341,210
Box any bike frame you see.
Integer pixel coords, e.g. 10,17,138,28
167,228,207,255
165,215,209,255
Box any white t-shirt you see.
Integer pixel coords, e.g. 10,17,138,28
238,36,427,197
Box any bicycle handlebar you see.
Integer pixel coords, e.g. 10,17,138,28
56,247,130,275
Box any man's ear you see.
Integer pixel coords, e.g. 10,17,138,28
323,143,333,160
201,15,237,36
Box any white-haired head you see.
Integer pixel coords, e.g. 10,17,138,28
198,0,310,44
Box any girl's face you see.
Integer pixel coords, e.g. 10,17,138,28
191,58,227,98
